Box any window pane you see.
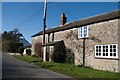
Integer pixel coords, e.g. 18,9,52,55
80,27,82,30
106,48,108,52
99,49,101,52
110,49,112,52
84,26,87,30
96,50,98,52
96,53,98,55
103,49,105,52
110,53,112,56
103,46,105,49
81,30,82,33
113,49,116,52
99,46,101,48
106,53,108,56
96,46,98,48
103,53,105,56
113,45,116,48
110,45,112,48
106,46,108,48
81,34,82,37
114,53,116,56
99,53,101,56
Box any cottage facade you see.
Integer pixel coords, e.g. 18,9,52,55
32,10,120,72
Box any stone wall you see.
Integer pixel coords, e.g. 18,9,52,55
87,19,119,72
32,35,48,55
118,19,120,72
32,19,119,72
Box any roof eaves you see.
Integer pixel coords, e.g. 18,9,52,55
32,9,120,37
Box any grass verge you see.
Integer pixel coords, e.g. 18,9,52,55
15,55,120,79
15,55,42,63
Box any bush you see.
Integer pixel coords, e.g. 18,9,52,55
26,48,31,55
51,41,66,63
51,52,66,63
34,42,43,58
18,46,25,56
8,42,23,53
2,40,11,52
66,48,74,64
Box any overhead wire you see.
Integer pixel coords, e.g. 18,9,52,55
16,5,44,29
11,2,79,42
51,2,78,21
16,2,78,30
16,2,53,29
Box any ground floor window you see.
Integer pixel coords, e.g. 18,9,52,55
95,44,118,59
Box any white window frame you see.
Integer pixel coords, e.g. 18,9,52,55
95,44,118,59
78,26,89,38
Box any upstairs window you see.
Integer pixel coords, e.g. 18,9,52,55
95,44,118,59
78,26,88,38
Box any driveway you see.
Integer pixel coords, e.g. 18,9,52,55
2,53,73,79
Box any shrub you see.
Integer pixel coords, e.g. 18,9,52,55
51,41,66,63
34,42,43,58
18,46,25,56
2,40,11,52
51,52,66,63
26,48,31,55
8,42,23,53
66,48,74,64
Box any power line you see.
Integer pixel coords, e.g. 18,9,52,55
16,2,53,30
52,3,78,21
16,5,44,29
16,2,77,30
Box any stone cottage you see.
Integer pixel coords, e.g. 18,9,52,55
32,10,120,72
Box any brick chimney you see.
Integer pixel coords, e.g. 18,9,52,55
60,13,67,26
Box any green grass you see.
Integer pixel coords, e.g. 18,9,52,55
15,55,120,78
15,55,42,63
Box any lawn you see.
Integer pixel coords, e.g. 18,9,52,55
15,55,120,79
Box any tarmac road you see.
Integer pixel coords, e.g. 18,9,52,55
2,53,73,79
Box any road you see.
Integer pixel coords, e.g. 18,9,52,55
2,53,73,79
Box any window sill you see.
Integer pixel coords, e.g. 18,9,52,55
78,37,89,39
95,57,119,60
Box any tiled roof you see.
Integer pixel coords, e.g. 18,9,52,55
32,9,120,37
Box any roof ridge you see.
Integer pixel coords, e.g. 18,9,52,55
32,9,120,37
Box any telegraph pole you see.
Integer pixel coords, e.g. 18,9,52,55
43,0,47,44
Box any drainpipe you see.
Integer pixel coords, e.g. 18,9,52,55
83,36,86,67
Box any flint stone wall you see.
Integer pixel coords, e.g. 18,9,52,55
32,19,119,72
